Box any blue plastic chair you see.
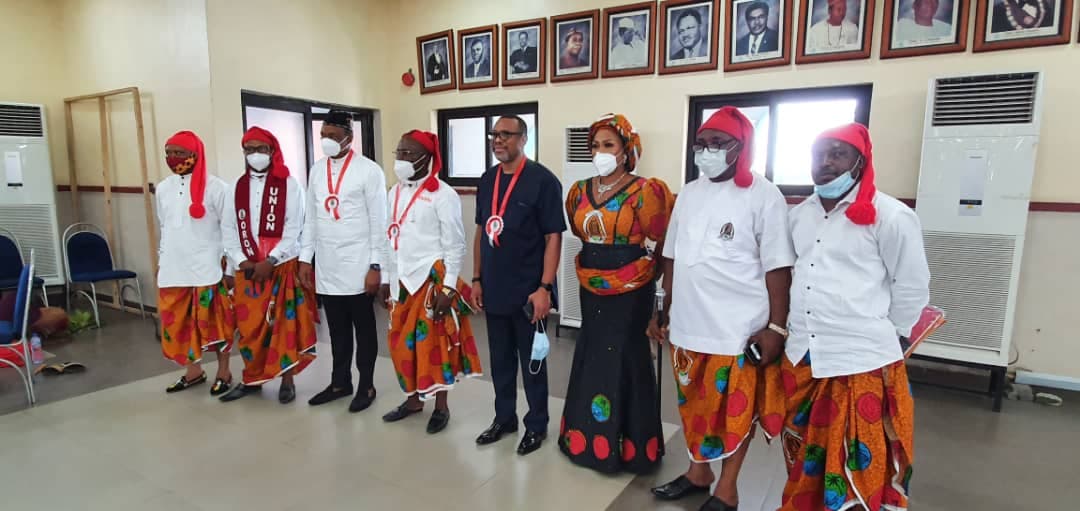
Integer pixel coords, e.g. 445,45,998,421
0,250,38,406
62,223,145,328
0,227,48,306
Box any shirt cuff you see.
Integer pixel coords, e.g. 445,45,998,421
380,271,391,285
299,248,315,264
443,272,459,288
226,250,247,268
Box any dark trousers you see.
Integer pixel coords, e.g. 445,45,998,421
319,293,377,392
486,312,549,433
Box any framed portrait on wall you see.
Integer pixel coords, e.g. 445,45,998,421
796,0,875,63
602,2,658,78
881,0,970,58
551,10,600,82
974,0,1074,52
658,0,719,74
416,30,456,94
459,25,498,90
503,18,547,86
724,0,793,72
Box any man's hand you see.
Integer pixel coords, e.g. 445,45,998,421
223,275,236,291
747,328,785,366
298,262,314,289
364,269,381,295
252,260,274,282
434,287,455,320
647,316,669,344
470,282,484,311
238,260,255,272
526,287,552,324
377,284,391,309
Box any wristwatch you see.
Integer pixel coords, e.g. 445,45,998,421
767,322,789,339
369,264,381,272
539,282,554,293
266,255,279,266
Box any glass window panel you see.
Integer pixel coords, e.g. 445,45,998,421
245,106,308,185
701,106,769,176
448,117,487,179
773,99,857,186
489,113,537,163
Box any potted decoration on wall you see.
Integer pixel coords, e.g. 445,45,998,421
416,29,457,94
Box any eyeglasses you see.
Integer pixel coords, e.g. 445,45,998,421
394,149,425,158
242,146,273,155
487,130,523,141
692,141,738,154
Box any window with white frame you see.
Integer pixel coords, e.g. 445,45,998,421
438,102,538,187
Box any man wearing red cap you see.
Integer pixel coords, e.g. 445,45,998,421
157,131,236,396
777,123,929,511
220,126,317,404
649,107,793,511
299,110,388,413
376,130,483,435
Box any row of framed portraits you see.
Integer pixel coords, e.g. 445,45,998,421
416,0,1077,94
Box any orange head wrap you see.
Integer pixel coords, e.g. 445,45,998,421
164,131,207,218
815,122,876,225
697,107,754,188
241,126,290,179
404,130,442,192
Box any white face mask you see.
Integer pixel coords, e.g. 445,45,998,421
592,152,620,177
321,137,349,157
694,149,733,179
529,321,549,375
246,153,271,172
393,159,421,182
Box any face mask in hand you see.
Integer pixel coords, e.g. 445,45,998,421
246,153,271,172
529,321,549,375
592,152,620,177
694,149,733,179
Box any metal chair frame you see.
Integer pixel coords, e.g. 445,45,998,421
0,226,48,306
0,250,38,406
61,223,145,328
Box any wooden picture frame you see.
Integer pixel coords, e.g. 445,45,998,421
550,10,601,83
795,0,876,64
881,0,970,59
602,2,658,78
503,18,548,86
416,30,456,94
659,0,720,75
973,0,1074,52
724,0,794,72
459,25,499,90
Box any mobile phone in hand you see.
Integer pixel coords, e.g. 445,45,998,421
523,301,535,319
744,342,762,366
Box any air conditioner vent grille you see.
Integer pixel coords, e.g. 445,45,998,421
0,104,45,137
566,127,591,163
931,73,1037,127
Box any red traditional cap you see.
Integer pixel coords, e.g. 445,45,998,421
165,131,207,219
404,130,442,192
241,126,290,179
697,107,754,188
815,123,876,225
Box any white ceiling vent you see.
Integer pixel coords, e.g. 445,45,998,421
931,73,1037,127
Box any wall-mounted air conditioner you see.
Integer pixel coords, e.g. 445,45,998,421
558,126,593,330
914,72,1043,368
0,103,65,286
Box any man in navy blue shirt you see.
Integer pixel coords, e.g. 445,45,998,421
471,115,565,456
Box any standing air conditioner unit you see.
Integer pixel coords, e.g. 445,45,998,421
0,103,65,286
558,126,594,330
914,72,1043,368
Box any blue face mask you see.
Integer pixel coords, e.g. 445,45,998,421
529,321,549,375
814,171,856,199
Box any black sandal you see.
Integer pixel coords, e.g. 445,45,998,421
210,377,233,396
166,372,207,393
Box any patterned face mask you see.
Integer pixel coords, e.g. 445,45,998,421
167,155,196,175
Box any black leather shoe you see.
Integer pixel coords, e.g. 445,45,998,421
699,496,737,511
166,372,206,393
383,402,424,422
516,430,546,456
348,388,376,413
278,383,296,404
219,384,261,403
308,385,353,406
476,421,518,445
427,409,450,434
209,377,232,396
651,475,711,501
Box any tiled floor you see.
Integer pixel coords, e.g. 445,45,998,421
2,308,1079,510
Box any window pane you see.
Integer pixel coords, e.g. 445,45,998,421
245,106,309,185
448,117,488,179
489,113,537,163
773,99,857,186
701,106,769,176
311,119,365,161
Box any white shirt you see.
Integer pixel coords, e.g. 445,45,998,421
381,178,466,300
299,152,388,295
806,20,860,53
155,173,229,288
894,18,952,43
609,40,647,69
786,186,930,378
662,176,795,355
223,172,305,269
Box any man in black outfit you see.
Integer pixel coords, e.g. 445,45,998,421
735,1,780,57
471,116,565,456
509,32,538,74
